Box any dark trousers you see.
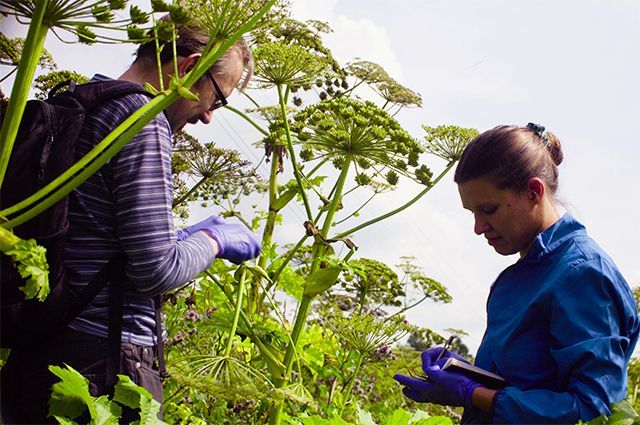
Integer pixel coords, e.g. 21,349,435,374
0,327,162,424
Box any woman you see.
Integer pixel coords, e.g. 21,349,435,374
394,123,639,423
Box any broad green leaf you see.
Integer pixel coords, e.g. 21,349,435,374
48,365,93,419
2,230,49,301
416,417,453,425
278,264,305,301
54,417,79,425
303,266,342,297
112,374,151,408
89,395,121,425
383,408,411,425
357,408,376,425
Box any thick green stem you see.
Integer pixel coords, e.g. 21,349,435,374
0,226,20,252
0,0,49,188
320,158,352,235
225,105,269,136
277,84,312,220
270,159,353,424
335,161,456,239
1,93,178,228
252,150,280,316
339,354,364,416
224,268,246,357
0,0,278,222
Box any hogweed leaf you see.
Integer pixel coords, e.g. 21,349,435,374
303,265,343,297
48,365,92,419
1,229,49,301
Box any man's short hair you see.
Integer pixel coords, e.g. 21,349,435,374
135,15,253,91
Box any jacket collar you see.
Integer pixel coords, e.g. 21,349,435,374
522,213,586,262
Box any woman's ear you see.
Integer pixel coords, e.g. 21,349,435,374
527,177,545,201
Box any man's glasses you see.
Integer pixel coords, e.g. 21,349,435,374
206,72,228,111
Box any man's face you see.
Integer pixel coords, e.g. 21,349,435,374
166,51,244,132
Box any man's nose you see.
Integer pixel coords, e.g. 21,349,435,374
474,216,491,235
200,109,213,125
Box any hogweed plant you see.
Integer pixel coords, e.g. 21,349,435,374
2,4,480,423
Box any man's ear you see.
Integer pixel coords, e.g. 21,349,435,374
177,53,202,78
527,177,545,201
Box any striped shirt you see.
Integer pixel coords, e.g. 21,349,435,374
66,75,215,346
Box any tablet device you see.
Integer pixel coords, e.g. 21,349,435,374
442,358,507,389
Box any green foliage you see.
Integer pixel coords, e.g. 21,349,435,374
421,125,478,163
253,41,331,88
33,71,90,99
0,34,56,70
48,365,165,424
578,400,639,425
113,376,165,425
0,228,49,301
304,265,344,297
290,97,429,186
182,0,288,40
0,0,153,44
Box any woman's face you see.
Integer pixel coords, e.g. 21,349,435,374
458,177,543,257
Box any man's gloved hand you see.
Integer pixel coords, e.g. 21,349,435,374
175,216,261,264
176,216,227,242
393,348,481,408
205,222,261,264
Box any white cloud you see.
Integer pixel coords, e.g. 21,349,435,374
290,0,404,82
324,16,404,81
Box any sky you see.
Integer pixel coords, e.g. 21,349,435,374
1,0,639,354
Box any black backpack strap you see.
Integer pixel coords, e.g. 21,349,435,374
154,295,170,379
105,255,126,389
66,254,125,321
66,79,153,111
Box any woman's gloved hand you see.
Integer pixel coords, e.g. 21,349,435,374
393,348,481,408
422,347,470,369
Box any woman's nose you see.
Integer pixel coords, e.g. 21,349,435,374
474,216,491,235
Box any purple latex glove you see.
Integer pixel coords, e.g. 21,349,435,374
422,347,470,369
394,349,480,408
205,222,261,264
176,216,227,241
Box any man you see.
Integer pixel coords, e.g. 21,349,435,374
0,19,261,424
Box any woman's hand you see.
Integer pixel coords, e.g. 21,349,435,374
394,366,482,408
422,347,470,368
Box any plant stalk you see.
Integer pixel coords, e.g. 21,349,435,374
223,268,246,357
269,159,353,424
277,84,312,220
173,174,209,207
335,161,456,239
339,354,364,416
0,0,50,189
225,105,269,136
252,149,281,316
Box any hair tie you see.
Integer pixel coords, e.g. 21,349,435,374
526,122,550,148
